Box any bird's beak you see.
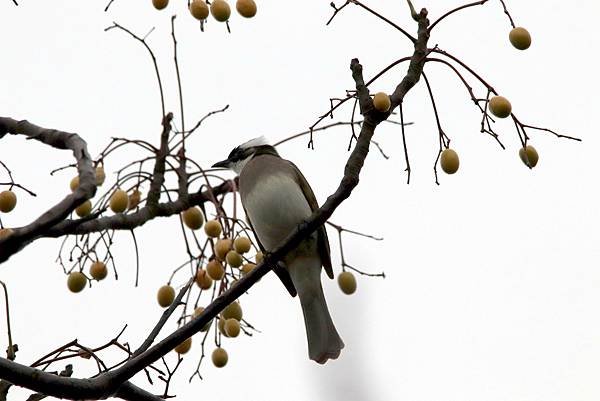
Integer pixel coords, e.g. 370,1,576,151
212,159,230,169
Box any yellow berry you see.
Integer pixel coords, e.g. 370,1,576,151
373,92,391,112
90,261,108,281
338,271,357,295
193,307,212,331
152,0,169,10
182,207,204,230
519,145,539,168
235,0,256,18
212,347,228,368
206,259,225,280
0,191,17,213
255,251,264,264
75,200,92,218
222,301,242,321
95,166,106,186
509,27,531,50
190,0,209,19
128,190,142,210
241,263,255,275
110,189,129,213
226,250,243,268
193,306,205,318
440,148,460,174
210,0,231,22
489,96,512,119
204,220,222,238
215,238,232,260
218,317,229,337
195,269,213,290
224,318,240,337
67,272,87,293
174,337,192,354
0,228,14,240
233,237,252,254
70,176,79,192
157,285,175,308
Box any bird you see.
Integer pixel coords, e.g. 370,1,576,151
212,137,344,364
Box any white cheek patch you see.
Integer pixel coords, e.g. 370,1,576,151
231,155,253,175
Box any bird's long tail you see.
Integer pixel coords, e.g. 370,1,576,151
287,256,344,364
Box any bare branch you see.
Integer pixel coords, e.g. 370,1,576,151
44,179,237,237
104,0,115,12
407,0,418,21
146,113,174,206
0,118,96,263
399,102,411,183
498,0,516,28
113,381,165,401
428,0,488,32
169,105,230,150
105,23,166,118
171,16,186,141
326,1,350,26
0,381,10,401
0,282,14,361
518,122,581,142
132,280,193,358
274,120,411,156
351,0,417,43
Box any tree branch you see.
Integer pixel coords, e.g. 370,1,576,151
43,179,236,237
428,0,488,33
0,118,96,264
146,113,174,206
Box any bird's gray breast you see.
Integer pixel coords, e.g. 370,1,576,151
241,169,313,251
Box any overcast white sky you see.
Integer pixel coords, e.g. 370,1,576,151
1,0,600,400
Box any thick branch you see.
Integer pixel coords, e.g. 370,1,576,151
0,359,161,401
389,9,430,109
43,179,236,237
146,113,173,206
0,118,96,264
113,382,164,401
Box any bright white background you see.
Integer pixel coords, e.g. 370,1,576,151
1,0,599,400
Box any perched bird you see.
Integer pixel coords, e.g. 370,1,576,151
213,137,344,363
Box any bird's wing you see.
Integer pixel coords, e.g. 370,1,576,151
289,161,334,279
242,203,298,297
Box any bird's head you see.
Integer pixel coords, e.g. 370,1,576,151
212,136,278,174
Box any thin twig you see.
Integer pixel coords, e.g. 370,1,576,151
498,0,516,28
326,1,350,25
519,123,581,142
104,0,115,12
0,282,14,360
428,0,488,32
105,23,166,118
171,16,185,137
351,0,417,43
132,279,194,358
399,102,411,183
